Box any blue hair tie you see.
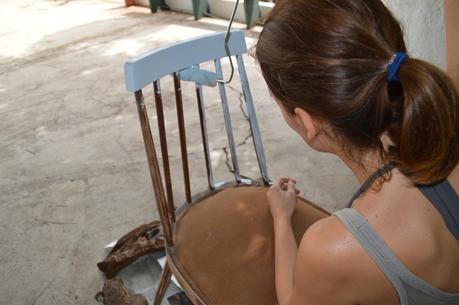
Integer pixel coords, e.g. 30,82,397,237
387,52,408,81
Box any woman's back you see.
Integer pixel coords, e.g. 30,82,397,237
256,0,459,304
330,166,459,305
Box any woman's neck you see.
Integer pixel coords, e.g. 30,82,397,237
337,150,384,184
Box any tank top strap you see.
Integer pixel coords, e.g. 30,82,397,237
333,208,459,304
332,208,409,305
418,180,459,241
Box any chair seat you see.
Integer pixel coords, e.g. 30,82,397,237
172,185,329,305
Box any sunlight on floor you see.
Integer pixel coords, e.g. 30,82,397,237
0,0,126,59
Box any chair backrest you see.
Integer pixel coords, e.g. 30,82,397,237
124,31,269,246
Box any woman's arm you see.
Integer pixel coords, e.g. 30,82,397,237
288,217,362,305
445,0,459,88
273,216,298,305
267,179,357,305
267,178,299,304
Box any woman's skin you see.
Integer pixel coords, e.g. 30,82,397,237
266,99,459,305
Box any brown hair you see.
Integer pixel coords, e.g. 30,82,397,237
254,0,459,185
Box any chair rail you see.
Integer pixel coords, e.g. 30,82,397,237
124,31,247,92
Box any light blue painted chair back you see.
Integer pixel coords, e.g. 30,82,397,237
123,30,269,247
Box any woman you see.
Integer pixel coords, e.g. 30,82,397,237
255,0,459,304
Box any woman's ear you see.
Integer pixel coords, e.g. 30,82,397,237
293,107,319,141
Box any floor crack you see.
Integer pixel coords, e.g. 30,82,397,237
32,280,53,305
222,146,233,173
221,132,253,179
227,84,249,121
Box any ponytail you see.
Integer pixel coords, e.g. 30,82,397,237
255,0,459,185
388,59,459,185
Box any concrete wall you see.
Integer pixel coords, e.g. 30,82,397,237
382,0,446,69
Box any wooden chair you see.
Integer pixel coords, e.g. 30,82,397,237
124,30,330,305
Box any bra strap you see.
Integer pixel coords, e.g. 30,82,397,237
347,162,397,208
418,180,459,241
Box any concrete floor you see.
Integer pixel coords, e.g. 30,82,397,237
2,0,444,304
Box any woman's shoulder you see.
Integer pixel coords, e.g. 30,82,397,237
297,215,381,283
295,215,401,304
300,215,354,256
299,215,371,269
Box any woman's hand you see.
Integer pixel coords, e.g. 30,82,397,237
267,177,300,221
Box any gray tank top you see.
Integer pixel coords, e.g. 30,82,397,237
333,208,459,305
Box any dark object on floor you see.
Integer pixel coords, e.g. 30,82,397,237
167,291,193,305
95,278,148,305
98,221,165,278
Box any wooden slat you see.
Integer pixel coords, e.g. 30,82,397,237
173,73,192,203
195,82,214,189
134,90,173,246
153,80,176,223
153,263,172,305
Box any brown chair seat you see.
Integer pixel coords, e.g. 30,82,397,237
172,185,329,305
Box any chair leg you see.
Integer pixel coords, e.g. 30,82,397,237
154,263,172,305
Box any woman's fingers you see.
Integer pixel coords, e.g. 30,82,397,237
287,180,295,193
280,179,294,187
273,178,288,188
279,177,296,183
280,179,300,192
278,178,295,189
271,178,284,189
275,177,301,196
278,178,288,188
283,186,301,194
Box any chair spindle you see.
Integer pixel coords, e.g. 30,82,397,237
195,81,215,189
153,80,176,222
134,90,173,246
173,72,192,203
214,58,241,183
236,55,270,184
